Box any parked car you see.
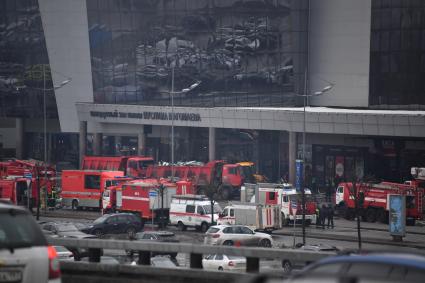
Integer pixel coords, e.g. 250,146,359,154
41,222,97,260
202,254,246,271
0,202,61,283
204,225,273,247
80,213,143,238
126,231,179,258
41,222,97,239
150,256,179,268
294,253,425,282
54,246,74,261
80,256,119,265
281,244,340,273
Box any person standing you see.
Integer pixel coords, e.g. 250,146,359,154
315,205,321,227
327,204,334,229
320,204,327,229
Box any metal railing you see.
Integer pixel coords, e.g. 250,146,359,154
48,237,333,273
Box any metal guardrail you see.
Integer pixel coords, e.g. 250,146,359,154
48,238,333,273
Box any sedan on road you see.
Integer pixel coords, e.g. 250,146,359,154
41,222,97,239
202,254,246,271
281,244,339,273
54,246,74,261
81,213,143,239
127,231,179,258
204,225,273,247
40,222,97,260
294,253,425,282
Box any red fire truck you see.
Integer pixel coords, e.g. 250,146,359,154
60,170,125,210
245,183,317,226
335,181,424,225
145,160,250,200
102,178,183,224
0,159,56,208
0,178,31,206
82,156,154,178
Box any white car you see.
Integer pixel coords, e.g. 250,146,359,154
54,246,74,261
204,225,273,247
202,254,246,271
0,203,61,283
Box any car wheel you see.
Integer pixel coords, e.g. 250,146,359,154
200,222,209,233
126,227,136,239
94,229,103,238
177,221,186,231
218,267,223,271
259,239,272,248
282,260,292,273
223,240,234,246
72,200,78,211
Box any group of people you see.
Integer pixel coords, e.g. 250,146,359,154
316,203,334,229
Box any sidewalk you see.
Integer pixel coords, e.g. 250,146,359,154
273,224,425,250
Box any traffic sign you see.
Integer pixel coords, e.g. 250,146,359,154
149,191,158,197
24,173,32,179
295,160,303,191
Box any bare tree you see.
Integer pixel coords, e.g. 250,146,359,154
203,181,220,227
347,175,375,250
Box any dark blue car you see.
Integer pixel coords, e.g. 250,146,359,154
81,213,143,238
293,253,425,282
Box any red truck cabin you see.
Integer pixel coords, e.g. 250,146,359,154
0,178,30,206
61,170,124,210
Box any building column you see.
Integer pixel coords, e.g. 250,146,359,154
288,131,297,184
79,121,87,167
15,118,24,159
138,131,146,156
208,127,216,161
93,132,103,156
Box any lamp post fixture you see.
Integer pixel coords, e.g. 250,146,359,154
298,74,333,245
38,65,71,218
170,66,201,180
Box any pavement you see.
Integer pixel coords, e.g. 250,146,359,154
273,218,425,251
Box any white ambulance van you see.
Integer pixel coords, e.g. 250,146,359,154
169,195,222,232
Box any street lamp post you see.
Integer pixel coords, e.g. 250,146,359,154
38,66,71,218
169,66,201,180
299,73,333,244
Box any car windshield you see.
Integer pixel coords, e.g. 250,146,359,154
57,224,79,232
93,214,110,225
203,204,222,214
0,210,47,250
206,227,220,234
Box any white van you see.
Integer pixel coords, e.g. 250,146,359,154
169,195,222,232
218,203,281,231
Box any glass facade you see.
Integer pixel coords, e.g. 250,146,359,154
0,0,57,118
370,0,425,106
87,0,308,107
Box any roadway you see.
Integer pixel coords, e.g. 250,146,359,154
38,207,425,268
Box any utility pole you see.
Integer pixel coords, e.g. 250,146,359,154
43,64,48,213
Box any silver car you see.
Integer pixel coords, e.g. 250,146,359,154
0,203,61,283
204,225,273,247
